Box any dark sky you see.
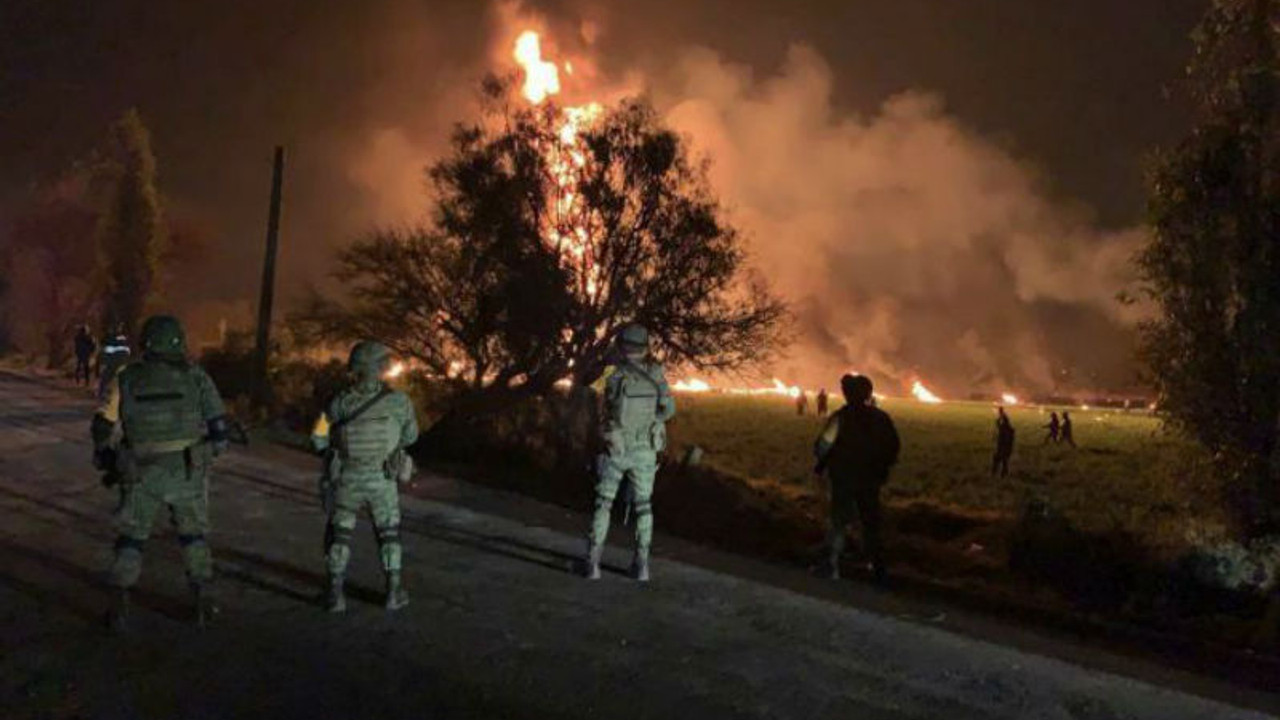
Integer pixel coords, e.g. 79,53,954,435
0,0,1208,381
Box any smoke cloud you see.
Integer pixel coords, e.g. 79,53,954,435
653,46,1146,395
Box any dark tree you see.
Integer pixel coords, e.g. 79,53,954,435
1140,0,1280,533
298,80,785,398
94,108,165,336
3,175,101,367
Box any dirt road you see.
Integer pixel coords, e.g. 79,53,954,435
0,370,1274,719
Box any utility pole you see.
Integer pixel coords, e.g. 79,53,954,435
252,146,285,410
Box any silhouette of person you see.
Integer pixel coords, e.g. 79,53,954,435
1043,411,1060,444
993,406,1015,477
816,388,829,417
1060,411,1076,448
73,324,96,387
796,391,808,416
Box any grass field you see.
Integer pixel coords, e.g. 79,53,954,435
665,393,1225,551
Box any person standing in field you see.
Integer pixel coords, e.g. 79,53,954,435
796,391,808,416
1060,411,1076,447
992,406,1015,477
1043,411,1060,444
73,324,96,387
813,374,900,584
816,388,829,417
583,324,675,582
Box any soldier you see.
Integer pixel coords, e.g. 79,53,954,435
813,374,900,584
73,324,96,387
816,388,829,418
992,406,1015,477
584,324,676,582
91,315,230,630
311,341,419,613
1043,411,1061,444
97,324,131,399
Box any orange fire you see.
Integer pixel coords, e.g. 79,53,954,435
1000,392,1020,406
911,380,943,404
673,378,712,393
511,30,604,299
384,361,406,380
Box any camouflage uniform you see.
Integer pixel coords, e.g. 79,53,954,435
311,341,418,612
585,324,675,582
92,316,228,628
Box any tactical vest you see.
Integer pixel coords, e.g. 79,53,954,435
335,390,399,470
610,363,665,451
119,361,205,456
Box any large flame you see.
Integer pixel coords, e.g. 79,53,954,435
511,30,604,299
911,380,943,404
513,30,560,103
1000,392,1020,406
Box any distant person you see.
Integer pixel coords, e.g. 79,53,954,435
92,316,230,630
1060,411,1076,448
992,406,1015,477
813,374,900,584
97,324,131,399
796,391,808,416
583,324,675,582
73,324,96,387
311,341,419,613
1043,411,1060,444
816,388,829,417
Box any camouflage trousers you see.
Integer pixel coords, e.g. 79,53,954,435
589,448,658,555
110,453,212,588
326,476,402,576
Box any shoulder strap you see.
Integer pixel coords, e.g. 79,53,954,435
333,387,393,430
621,360,663,395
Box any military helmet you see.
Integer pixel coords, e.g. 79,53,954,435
617,323,649,352
348,340,391,377
840,373,873,403
140,315,186,357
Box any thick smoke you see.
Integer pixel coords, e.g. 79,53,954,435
337,5,1148,396
654,46,1146,395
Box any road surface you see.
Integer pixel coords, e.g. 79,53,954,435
0,370,1274,719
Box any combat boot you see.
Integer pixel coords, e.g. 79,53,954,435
384,571,410,611
191,583,218,628
104,587,130,633
325,574,347,614
583,543,603,580
630,551,650,583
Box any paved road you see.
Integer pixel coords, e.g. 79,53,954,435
0,370,1274,720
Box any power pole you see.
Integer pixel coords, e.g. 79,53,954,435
252,146,285,410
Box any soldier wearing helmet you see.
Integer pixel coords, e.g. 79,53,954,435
311,340,419,612
813,373,900,585
91,315,230,629
583,323,676,582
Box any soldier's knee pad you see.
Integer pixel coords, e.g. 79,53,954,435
329,524,354,548
375,524,401,547
633,499,653,518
